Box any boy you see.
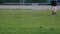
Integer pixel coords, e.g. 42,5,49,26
50,0,57,15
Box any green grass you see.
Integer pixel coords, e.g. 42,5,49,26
0,9,60,34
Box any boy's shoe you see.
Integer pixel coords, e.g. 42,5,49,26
52,11,54,15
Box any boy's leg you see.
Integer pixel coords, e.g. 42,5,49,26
51,6,57,15
51,6,55,15
54,6,57,14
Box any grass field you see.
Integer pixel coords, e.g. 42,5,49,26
0,9,60,34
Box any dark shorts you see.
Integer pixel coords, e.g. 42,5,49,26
50,1,57,6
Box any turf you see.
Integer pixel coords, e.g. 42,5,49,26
0,9,60,34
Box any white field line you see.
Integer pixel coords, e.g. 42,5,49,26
0,5,60,10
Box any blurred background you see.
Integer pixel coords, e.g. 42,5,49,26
0,0,60,5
